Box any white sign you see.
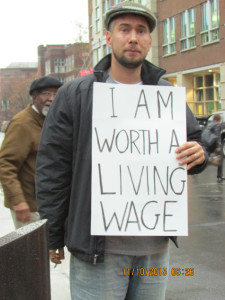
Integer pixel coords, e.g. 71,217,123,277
91,82,187,236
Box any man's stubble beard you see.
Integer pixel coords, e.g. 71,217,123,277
113,50,145,69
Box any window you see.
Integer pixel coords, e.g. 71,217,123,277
180,8,196,50
201,0,219,44
95,4,101,32
54,58,65,73
104,0,110,13
103,44,111,56
45,60,51,75
114,0,121,4
1,100,7,111
66,55,74,72
163,17,176,55
138,0,146,5
193,73,221,115
97,47,101,62
90,14,93,39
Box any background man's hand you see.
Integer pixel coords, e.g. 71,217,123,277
175,141,205,171
13,202,30,223
49,248,65,265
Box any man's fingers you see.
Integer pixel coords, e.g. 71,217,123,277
176,141,205,170
58,248,65,259
49,249,64,264
15,210,31,222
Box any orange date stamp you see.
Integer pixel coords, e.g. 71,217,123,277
171,267,194,276
123,267,168,276
122,267,195,276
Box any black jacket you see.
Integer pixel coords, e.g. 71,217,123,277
36,54,208,264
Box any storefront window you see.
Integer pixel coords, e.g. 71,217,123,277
193,72,220,115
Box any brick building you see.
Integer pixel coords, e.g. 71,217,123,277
88,0,225,116
0,63,37,122
157,0,225,115
38,43,91,83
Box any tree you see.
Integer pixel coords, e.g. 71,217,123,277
2,75,36,119
73,21,89,43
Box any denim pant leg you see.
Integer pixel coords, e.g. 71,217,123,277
70,249,169,300
70,253,131,300
125,249,169,300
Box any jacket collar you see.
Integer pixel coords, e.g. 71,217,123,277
93,54,166,85
27,104,45,127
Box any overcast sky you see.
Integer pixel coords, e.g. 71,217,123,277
0,0,88,68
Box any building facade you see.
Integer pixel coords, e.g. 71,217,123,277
88,0,225,116
38,43,91,82
157,0,225,115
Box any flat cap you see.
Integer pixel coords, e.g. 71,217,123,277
104,1,157,33
29,76,62,95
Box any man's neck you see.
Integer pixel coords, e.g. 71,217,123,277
109,58,142,84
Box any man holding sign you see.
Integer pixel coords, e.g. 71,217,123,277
36,1,207,299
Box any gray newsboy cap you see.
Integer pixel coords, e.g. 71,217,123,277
104,1,157,33
29,76,62,95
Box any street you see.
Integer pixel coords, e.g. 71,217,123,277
167,164,225,300
0,131,225,299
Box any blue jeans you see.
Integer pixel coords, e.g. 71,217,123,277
70,249,169,300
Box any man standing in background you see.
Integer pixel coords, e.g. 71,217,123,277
0,76,62,229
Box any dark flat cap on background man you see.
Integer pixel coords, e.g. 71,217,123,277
0,76,62,229
104,0,157,32
29,76,62,95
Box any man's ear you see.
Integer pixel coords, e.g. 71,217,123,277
106,31,112,48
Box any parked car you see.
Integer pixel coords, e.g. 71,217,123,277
0,120,10,132
206,110,225,157
195,115,208,130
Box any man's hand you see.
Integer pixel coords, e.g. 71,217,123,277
13,202,30,223
49,248,65,265
175,141,205,171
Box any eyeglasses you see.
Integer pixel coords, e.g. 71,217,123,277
40,91,57,98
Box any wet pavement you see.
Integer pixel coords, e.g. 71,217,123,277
0,129,225,300
167,163,225,300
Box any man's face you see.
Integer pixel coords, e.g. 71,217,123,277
33,87,58,117
106,14,152,69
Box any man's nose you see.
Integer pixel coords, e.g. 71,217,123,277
48,93,56,101
129,30,138,43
